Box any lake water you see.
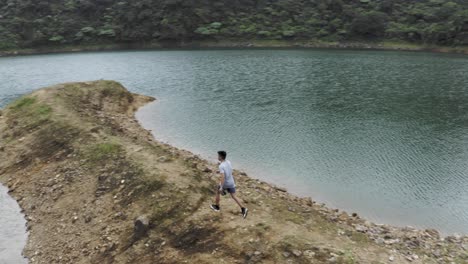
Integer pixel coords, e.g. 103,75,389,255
0,185,27,264
0,49,467,237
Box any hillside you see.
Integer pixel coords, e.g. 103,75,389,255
0,0,467,51
0,81,466,263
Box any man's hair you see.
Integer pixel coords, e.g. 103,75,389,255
218,151,227,160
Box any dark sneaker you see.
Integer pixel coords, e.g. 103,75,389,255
210,204,220,212
241,207,248,219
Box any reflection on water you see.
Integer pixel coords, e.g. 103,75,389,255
1,49,467,235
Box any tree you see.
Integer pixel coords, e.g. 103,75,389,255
350,11,388,38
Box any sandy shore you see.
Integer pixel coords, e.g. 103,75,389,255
0,81,466,263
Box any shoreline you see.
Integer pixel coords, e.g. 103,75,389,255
134,109,446,236
0,81,466,263
1,40,468,58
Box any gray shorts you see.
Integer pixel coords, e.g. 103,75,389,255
224,187,236,193
219,185,236,194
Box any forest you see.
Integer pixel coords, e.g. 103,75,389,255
0,0,467,50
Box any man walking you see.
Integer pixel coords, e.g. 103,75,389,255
210,151,248,218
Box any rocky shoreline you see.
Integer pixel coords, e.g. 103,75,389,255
0,81,466,263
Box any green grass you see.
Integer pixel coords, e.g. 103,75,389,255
84,142,123,163
6,96,53,138
337,250,357,264
10,97,37,110
9,96,52,116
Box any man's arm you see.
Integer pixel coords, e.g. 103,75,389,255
218,165,225,189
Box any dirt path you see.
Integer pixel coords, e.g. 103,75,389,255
0,81,466,264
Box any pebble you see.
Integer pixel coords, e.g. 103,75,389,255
292,249,302,257
282,251,290,258
388,255,395,261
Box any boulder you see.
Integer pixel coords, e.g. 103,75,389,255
133,215,149,240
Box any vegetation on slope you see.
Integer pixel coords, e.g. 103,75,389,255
0,0,467,50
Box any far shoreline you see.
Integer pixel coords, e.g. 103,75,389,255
1,40,468,58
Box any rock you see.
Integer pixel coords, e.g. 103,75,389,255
254,251,261,256
158,156,168,162
240,171,247,176
355,225,368,233
425,228,440,238
389,255,395,262
202,167,213,173
292,249,302,257
84,215,92,223
446,235,460,243
338,212,348,221
384,238,400,245
304,250,315,258
375,238,385,244
133,215,149,240
282,251,290,258
275,186,287,192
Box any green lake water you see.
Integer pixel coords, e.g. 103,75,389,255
1,49,467,237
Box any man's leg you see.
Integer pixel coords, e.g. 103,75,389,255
215,188,221,205
230,192,248,218
230,193,244,208
210,186,221,212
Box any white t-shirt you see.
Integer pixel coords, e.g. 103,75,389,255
219,160,235,188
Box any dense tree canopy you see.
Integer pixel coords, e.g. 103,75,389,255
0,0,467,49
